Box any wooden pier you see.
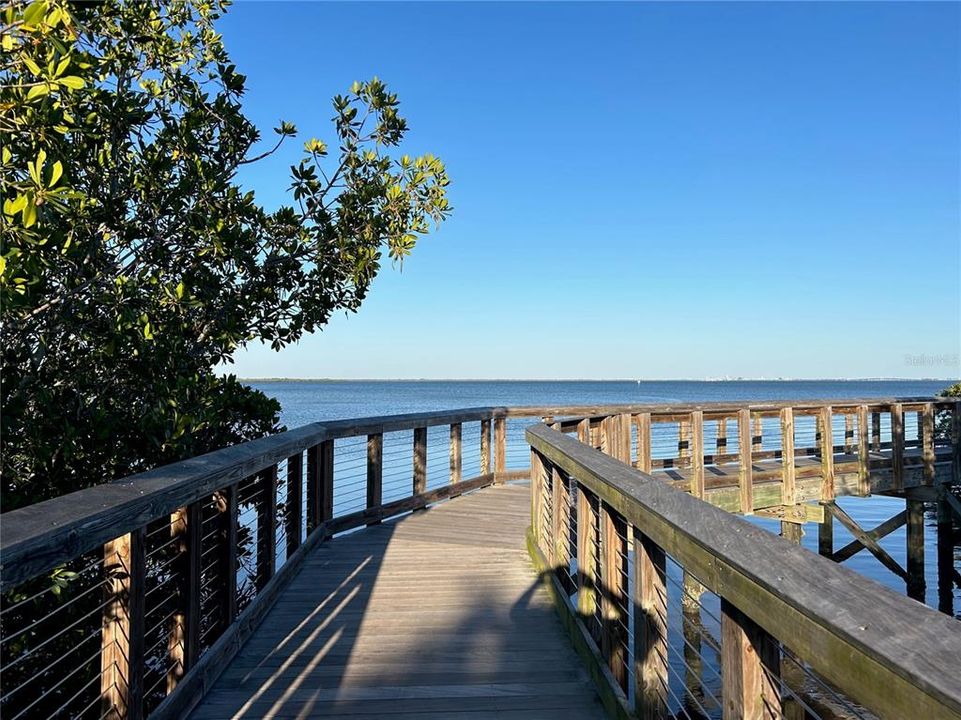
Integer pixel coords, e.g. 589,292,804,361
2,398,960,720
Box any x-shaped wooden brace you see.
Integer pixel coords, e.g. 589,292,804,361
823,501,908,581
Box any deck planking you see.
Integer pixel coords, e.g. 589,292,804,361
189,484,606,720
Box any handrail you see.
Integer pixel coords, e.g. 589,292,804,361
526,422,961,719
0,407,502,589
4,396,957,588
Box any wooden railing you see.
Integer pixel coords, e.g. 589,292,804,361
0,407,539,720
1,397,958,720
526,419,961,720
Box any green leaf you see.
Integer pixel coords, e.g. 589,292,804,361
21,55,42,76
26,83,49,100
143,322,153,340
58,76,85,90
22,1,46,28
22,199,37,228
49,161,63,187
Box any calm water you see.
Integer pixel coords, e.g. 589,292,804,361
249,378,958,615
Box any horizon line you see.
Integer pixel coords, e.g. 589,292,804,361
234,376,959,383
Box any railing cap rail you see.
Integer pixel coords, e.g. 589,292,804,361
526,422,961,716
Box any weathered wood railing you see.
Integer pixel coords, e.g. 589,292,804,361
0,406,543,720
1,397,958,720
526,422,961,720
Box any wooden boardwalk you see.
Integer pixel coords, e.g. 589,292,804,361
189,484,607,720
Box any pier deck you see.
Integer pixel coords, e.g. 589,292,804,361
189,484,606,720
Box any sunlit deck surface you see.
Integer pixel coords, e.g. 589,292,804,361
189,484,606,719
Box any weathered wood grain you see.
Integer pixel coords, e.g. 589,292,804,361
188,485,605,720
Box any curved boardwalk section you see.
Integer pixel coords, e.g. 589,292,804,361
189,484,606,719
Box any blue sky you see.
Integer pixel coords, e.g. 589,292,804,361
221,2,960,380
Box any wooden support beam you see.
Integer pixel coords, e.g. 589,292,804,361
215,484,238,630
413,427,427,498
367,433,383,524
818,406,835,503
493,417,506,475
449,423,462,484
780,408,795,506
576,486,598,622
600,504,628,689
721,598,781,720
906,499,926,602
480,419,491,475
936,489,956,616
256,465,278,589
101,528,146,720
818,519,833,558
857,405,870,496
755,504,823,524
285,453,303,557
827,501,909,580
691,411,705,499
922,403,936,485
634,528,668,720
737,409,753,515
891,403,905,491
636,413,652,473
832,510,907,563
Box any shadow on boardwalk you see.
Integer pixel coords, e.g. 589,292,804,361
189,484,606,719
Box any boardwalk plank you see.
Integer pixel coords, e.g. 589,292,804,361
188,484,606,720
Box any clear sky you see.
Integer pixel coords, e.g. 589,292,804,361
220,1,960,380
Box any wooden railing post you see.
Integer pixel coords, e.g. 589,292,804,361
256,465,278,588
737,408,753,515
721,599,781,720
367,433,383,524
413,427,427,498
634,529,667,720
577,417,590,445
691,411,705,498
922,403,935,485
617,413,632,463
892,403,905,491
215,484,238,630
576,486,598,623
871,411,881,452
716,417,728,457
493,417,506,476
599,504,627,689
530,447,545,550
480,419,492,475
752,413,763,453
678,417,691,465
551,466,569,571
780,408,795,505
101,528,145,720
844,413,854,454
449,423,462,484
857,405,870,496
168,502,202,693
306,440,334,535
819,406,835,503
636,412,652,473
285,453,303,557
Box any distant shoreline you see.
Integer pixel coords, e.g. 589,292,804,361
239,377,957,383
